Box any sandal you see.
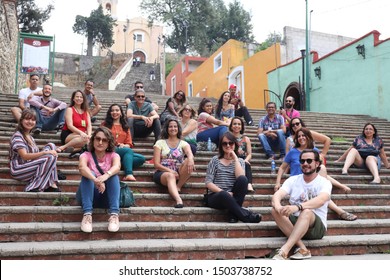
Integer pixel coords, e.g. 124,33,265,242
339,212,357,221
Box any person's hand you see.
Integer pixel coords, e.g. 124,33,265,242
96,182,106,194
44,150,58,157
244,159,251,165
274,183,281,192
187,158,195,173
80,132,89,141
279,108,286,116
280,205,298,217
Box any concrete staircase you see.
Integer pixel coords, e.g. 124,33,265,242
0,89,390,259
115,63,162,93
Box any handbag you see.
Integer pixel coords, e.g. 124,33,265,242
91,152,135,207
358,147,379,159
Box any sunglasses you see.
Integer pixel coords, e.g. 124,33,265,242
136,95,145,99
183,108,192,112
292,122,301,127
95,136,108,143
299,158,315,164
135,86,144,89
222,141,234,147
285,100,293,103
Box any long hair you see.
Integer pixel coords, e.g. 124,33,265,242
15,109,37,147
215,91,231,119
173,90,187,104
229,116,245,135
294,127,314,149
178,104,197,119
198,98,213,115
362,122,378,138
218,132,239,159
69,90,89,112
290,117,306,136
103,104,129,131
88,127,116,153
160,119,182,139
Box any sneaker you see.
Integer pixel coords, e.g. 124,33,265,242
108,214,120,232
81,214,92,233
290,248,311,260
272,248,288,260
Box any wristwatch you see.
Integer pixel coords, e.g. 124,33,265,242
106,171,112,176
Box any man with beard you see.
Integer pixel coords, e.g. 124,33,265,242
279,96,300,137
271,149,331,260
83,79,102,123
29,83,67,135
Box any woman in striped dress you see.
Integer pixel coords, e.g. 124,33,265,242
9,109,59,192
204,131,261,223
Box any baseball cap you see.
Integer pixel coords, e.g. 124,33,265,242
229,84,237,89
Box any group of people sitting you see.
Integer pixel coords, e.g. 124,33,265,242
8,76,389,259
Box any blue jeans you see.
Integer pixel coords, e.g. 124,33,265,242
32,106,65,131
197,126,228,147
258,129,286,157
76,174,120,215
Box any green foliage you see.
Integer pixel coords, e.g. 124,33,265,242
52,196,70,206
331,136,348,142
256,32,283,52
17,0,54,34
72,5,116,56
140,0,253,55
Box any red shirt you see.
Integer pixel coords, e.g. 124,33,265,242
63,107,89,132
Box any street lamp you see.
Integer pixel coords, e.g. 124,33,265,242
123,25,127,53
300,49,306,110
133,34,136,56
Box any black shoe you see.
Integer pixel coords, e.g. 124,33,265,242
91,116,97,123
28,188,40,192
69,151,81,159
249,213,262,223
56,123,64,132
57,170,67,180
174,203,184,208
33,128,42,135
228,216,239,223
44,187,61,192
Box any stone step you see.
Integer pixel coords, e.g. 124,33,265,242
1,234,389,259
1,219,389,243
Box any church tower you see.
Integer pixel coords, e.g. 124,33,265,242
97,0,118,20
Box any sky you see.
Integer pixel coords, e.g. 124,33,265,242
35,0,390,55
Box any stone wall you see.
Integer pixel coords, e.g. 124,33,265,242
0,0,21,95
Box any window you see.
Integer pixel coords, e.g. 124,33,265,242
214,52,222,73
136,34,143,42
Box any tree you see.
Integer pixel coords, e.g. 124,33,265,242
17,0,54,34
140,0,254,56
257,32,283,52
73,5,116,56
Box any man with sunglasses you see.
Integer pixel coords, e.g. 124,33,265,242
83,79,102,123
279,96,300,136
257,102,286,159
126,89,161,143
271,149,332,260
124,81,159,112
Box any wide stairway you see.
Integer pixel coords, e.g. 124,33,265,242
0,89,390,259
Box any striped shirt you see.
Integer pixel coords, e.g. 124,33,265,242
205,155,245,192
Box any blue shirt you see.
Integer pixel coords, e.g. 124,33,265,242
284,147,319,175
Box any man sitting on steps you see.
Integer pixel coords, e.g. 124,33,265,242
271,149,331,260
83,79,102,123
124,81,159,112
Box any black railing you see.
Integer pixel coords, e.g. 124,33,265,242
263,89,282,108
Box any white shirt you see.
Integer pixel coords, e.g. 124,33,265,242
18,87,42,108
281,174,332,229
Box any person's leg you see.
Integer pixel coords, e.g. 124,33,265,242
30,106,43,129
258,133,274,158
365,156,381,183
276,129,286,156
155,171,182,205
236,107,253,125
128,118,135,138
231,175,248,207
132,153,146,168
197,127,224,146
78,176,96,214
342,148,364,174
177,158,192,191
105,175,120,215
152,118,162,143
245,162,254,192
116,147,134,176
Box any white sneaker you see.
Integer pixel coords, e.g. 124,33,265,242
272,249,288,260
81,214,92,233
290,248,312,260
108,214,120,232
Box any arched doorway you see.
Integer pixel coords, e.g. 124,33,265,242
133,51,146,63
283,82,305,111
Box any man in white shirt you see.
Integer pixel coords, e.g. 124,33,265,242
11,74,43,122
271,149,332,260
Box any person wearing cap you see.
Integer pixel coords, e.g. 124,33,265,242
228,84,254,126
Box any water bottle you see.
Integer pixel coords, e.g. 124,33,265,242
271,159,276,174
207,137,212,151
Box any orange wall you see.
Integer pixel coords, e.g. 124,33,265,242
186,40,247,99
242,44,280,109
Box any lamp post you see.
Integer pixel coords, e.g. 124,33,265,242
300,49,306,111
133,34,136,56
123,25,127,54
305,0,310,111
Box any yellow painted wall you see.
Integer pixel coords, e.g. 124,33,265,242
186,39,246,99
242,43,280,109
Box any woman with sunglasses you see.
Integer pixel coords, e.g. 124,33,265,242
229,116,254,193
276,127,357,221
215,91,235,122
77,127,121,233
159,91,187,126
336,123,390,184
205,132,262,223
178,104,198,155
102,104,146,181
196,98,229,147
10,109,59,192
153,119,195,208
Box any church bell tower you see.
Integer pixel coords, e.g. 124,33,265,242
97,0,118,20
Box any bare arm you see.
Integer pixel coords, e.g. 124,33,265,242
380,148,390,168
206,115,228,127
182,119,197,137
244,136,252,162
17,147,57,161
311,130,331,157
274,161,289,192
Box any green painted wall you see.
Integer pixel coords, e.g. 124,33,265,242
268,31,390,120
